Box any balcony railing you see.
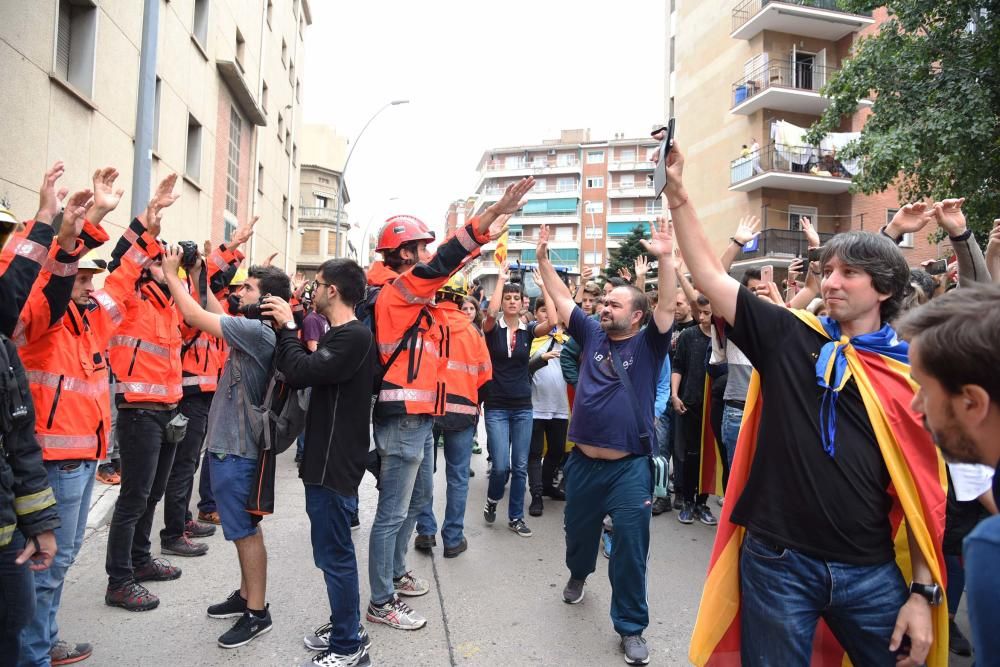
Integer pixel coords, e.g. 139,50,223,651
735,228,835,261
733,60,838,108
607,208,662,216
483,183,579,195
486,157,580,171
730,142,852,185
299,207,346,222
732,0,872,34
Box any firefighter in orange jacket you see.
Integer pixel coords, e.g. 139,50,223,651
412,273,491,559
16,167,162,665
364,178,533,631
157,218,251,559
103,174,188,612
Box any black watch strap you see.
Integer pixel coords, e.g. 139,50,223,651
909,582,942,606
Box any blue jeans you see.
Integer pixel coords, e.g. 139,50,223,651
1,534,34,666
739,532,908,666
654,408,672,460
484,408,533,521
20,460,96,667
944,554,964,616
563,450,653,637
305,484,361,655
368,414,433,604
721,404,743,471
964,514,1000,659
415,425,475,548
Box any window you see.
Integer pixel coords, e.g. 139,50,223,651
266,0,273,28
619,149,636,162
224,212,236,242
619,174,635,188
504,155,521,169
533,178,547,192
318,176,330,185
555,226,573,241
257,163,264,193
886,209,914,247
584,201,604,214
315,195,328,208
235,28,246,71
556,153,573,167
185,114,202,181
55,0,98,97
585,252,603,265
226,106,242,216
619,200,634,213
281,39,288,68
586,176,604,189
646,200,662,214
557,176,576,191
261,81,268,113
788,205,818,232
192,0,209,48
532,155,547,167
585,226,603,239
301,229,320,255
587,151,605,164
152,76,162,150
282,195,288,220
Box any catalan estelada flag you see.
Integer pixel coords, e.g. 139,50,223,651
689,310,948,667
698,376,723,497
493,230,509,266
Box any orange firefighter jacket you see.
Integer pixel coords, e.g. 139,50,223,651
435,301,491,431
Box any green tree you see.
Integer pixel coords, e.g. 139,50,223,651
602,224,656,286
810,0,999,240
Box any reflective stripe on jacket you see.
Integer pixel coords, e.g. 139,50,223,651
435,302,491,431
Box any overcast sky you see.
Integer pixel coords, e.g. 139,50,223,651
302,1,665,247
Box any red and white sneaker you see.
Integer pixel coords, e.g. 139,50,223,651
392,571,429,597
365,595,426,630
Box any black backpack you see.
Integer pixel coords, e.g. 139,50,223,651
358,282,432,401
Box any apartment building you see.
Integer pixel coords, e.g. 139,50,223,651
666,0,938,275
468,129,661,288
0,0,310,269
295,124,348,278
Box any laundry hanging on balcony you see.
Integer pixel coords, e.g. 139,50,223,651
819,132,862,176
770,120,814,166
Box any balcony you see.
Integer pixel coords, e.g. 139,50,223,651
732,228,835,264
731,0,874,41
608,159,655,172
730,142,852,194
484,156,582,177
479,183,579,200
732,60,838,115
608,183,656,198
299,206,347,224
607,208,661,224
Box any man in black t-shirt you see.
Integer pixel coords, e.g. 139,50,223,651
264,258,376,667
665,143,943,667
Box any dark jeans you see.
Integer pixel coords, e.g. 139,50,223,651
563,450,653,637
305,484,361,655
0,534,33,667
162,393,211,541
739,532,908,666
196,449,216,514
105,408,178,585
674,404,707,506
528,418,568,496
945,553,964,616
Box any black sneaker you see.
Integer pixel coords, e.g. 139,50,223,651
949,619,972,656
304,622,372,652
161,535,208,557
306,645,371,667
543,486,566,500
414,534,436,551
133,558,181,582
672,496,684,511
218,607,273,649
350,512,361,531
651,497,672,515
443,537,468,559
528,495,543,517
105,579,159,611
185,519,216,538
207,589,247,619
696,504,718,526
508,518,532,537
484,499,498,524
562,577,585,604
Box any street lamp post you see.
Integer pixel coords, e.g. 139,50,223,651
333,99,409,258
584,200,597,271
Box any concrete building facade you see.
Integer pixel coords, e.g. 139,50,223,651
295,124,349,278
0,0,310,269
666,0,939,275
468,129,661,287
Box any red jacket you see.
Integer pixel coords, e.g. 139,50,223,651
435,301,491,431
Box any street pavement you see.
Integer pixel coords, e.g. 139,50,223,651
58,438,977,667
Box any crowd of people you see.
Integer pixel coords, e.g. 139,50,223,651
0,141,998,667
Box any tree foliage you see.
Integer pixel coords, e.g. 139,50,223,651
602,224,655,283
810,0,1000,240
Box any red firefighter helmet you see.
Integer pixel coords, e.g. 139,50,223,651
376,215,436,253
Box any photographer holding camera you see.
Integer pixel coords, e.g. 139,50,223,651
162,245,291,650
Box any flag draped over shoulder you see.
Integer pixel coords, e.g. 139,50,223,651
698,375,723,497
689,310,948,667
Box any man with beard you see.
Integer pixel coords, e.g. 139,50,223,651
535,219,676,666
897,283,1000,661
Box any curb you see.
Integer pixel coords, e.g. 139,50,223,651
84,481,120,541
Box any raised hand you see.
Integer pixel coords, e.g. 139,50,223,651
640,217,674,257
886,202,934,237
57,189,94,251
90,167,125,219
231,215,258,247
36,161,66,225
492,177,535,215
497,260,511,283
932,198,967,237
618,266,632,282
634,255,650,279
537,225,550,262
162,245,184,276
798,216,821,248
664,142,685,195
733,215,761,246
262,251,279,267
150,174,180,211
985,219,1000,280
787,258,805,286
488,213,511,241
581,265,593,281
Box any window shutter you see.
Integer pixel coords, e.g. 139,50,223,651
56,1,71,79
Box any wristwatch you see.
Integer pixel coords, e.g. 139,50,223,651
909,582,942,606
283,320,298,331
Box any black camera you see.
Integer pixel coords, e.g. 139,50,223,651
177,240,200,270
239,293,274,322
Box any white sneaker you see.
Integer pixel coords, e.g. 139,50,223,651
366,595,427,630
305,645,371,667
393,571,429,597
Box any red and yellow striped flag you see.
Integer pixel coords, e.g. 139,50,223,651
698,376,723,497
493,230,509,266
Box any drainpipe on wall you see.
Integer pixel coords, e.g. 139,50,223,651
248,0,268,262
131,0,159,218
